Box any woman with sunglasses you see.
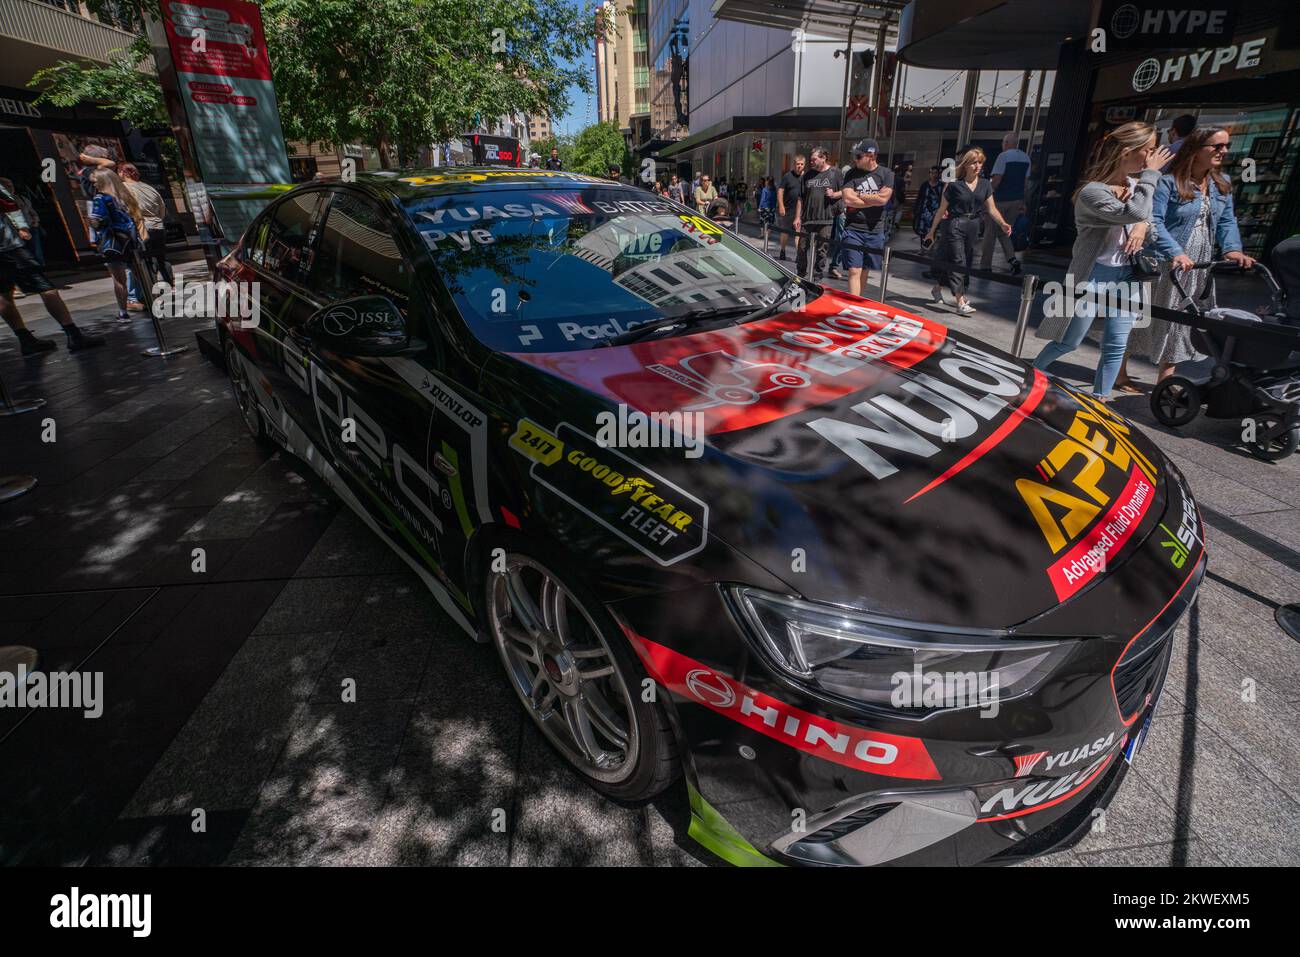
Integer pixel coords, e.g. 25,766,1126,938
1135,126,1254,384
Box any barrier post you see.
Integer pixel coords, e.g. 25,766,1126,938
1010,274,1039,357
0,366,41,500
0,365,45,417
878,246,892,301
137,247,189,358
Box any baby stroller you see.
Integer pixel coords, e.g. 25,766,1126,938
1149,251,1300,461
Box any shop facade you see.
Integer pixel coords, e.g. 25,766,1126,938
0,85,195,268
1031,7,1300,259
1085,27,1300,260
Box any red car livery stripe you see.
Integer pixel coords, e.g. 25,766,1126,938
904,369,1049,503
511,295,947,436
625,631,941,781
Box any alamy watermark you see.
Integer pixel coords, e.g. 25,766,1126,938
1042,274,1152,329
150,276,261,328
0,666,102,718
595,404,705,459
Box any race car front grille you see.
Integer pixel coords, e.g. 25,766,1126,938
801,803,898,844
1113,625,1174,719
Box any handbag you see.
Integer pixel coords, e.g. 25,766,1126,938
1126,224,1161,276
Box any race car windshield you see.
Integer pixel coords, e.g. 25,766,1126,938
403,187,790,352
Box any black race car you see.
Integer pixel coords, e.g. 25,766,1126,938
216,169,1205,866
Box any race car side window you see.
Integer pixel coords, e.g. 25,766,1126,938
260,190,325,288
308,190,413,317
242,209,274,268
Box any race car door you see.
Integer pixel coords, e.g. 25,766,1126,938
300,187,472,613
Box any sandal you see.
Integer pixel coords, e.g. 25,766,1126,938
1114,381,1144,395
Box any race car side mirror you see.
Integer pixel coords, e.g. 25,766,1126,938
306,296,413,356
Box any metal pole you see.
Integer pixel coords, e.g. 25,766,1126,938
957,70,980,154
836,16,858,165
1012,70,1031,143
0,366,45,417
1027,70,1046,153
870,14,889,141
1010,273,1039,357
887,63,905,167
137,247,189,358
877,245,892,301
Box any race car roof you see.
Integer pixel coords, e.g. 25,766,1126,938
344,167,622,200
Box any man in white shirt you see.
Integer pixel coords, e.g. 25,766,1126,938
981,132,1031,273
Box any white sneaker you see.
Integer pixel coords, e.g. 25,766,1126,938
957,302,976,315
929,285,944,304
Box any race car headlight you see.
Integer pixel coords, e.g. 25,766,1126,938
727,587,1072,711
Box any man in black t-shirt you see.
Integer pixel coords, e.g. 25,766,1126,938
775,155,805,262
840,138,894,296
794,148,843,282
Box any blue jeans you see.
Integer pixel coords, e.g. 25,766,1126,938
1033,263,1139,399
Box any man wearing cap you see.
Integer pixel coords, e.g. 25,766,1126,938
839,139,894,297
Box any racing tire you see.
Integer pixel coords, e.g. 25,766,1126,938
223,336,271,446
1246,415,1300,462
1150,376,1201,427
474,533,681,802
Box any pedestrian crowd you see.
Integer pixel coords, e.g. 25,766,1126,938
628,110,1258,403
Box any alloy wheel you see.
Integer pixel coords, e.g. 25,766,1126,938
487,554,639,783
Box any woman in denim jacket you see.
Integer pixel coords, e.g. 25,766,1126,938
1137,126,1255,382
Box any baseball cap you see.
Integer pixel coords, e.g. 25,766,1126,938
853,139,879,155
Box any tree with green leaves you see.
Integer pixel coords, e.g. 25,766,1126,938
568,122,629,178
29,0,594,168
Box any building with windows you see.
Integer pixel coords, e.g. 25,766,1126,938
595,0,651,149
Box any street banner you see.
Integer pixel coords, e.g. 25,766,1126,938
149,0,292,250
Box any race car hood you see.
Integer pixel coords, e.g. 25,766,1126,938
505,290,1172,629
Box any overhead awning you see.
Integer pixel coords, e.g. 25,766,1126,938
709,0,907,40
897,0,1090,69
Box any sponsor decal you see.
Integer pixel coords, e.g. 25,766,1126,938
509,419,564,466
809,338,1035,482
511,421,708,565
648,350,813,412
978,753,1116,821
1044,467,1155,601
1013,751,1048,778
510,294,947,435
1043,731,1120,772
1160,468,1202,569
1016,392,1161,599
628,633,940,780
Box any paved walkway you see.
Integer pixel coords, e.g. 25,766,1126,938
0,247,1296,866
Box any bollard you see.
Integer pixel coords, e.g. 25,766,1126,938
1010,273,1039,358
136,247,189,358
0,365,45,417
878,246,892,301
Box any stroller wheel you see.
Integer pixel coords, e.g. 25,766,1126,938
1151,376,1201,427
1246,415,1300,462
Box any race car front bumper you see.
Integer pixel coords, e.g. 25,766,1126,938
612,554,1201,867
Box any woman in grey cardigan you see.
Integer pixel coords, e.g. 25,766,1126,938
1033,122,1172,400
